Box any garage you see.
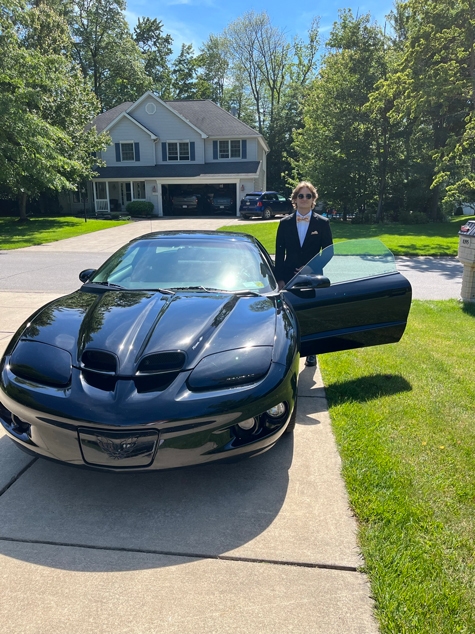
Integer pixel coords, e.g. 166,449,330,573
161,183,238,217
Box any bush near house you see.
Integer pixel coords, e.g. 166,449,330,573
126,201,154,217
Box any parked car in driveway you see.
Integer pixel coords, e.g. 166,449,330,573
0,233,411,472
239,191,293,220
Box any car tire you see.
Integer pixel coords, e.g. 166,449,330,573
263,207,273,220
285,402,297,433
241,214,250,220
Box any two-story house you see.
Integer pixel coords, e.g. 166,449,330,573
67,91,269,217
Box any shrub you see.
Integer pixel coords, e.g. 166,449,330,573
454,206,464,216
398,210,429,224
126,201,154,216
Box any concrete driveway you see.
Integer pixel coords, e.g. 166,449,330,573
0,217,461,633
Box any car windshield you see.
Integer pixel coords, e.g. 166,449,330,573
287,238,398,286
88,237,277,294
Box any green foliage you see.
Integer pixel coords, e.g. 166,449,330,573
171,43,198,99
0,2,109,219
125,200,154,216
69,0,152,110
133,17,173,99
290,11,386,214
398,210,429,224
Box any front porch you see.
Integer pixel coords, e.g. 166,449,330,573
94,180,151,214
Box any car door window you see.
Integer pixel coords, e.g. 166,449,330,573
290,239,398,286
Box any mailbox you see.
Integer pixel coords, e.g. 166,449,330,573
458,220,475,302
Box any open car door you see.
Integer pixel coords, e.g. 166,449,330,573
282,239,412,357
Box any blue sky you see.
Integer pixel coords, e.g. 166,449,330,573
125,0,396,58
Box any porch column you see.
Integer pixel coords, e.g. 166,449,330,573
156,181,163,217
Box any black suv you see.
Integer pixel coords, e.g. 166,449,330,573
239,191,293,220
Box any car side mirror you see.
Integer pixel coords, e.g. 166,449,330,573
287,274,331,291
79,269,96,283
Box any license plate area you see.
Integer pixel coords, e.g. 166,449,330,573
78,428,159,468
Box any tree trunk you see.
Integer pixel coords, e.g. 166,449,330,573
18,192,28,222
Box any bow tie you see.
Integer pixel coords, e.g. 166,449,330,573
297,215,310,223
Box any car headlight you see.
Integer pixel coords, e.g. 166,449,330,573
9,340,72,387
187,347,272,391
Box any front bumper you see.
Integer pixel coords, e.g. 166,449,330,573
0,356,299,472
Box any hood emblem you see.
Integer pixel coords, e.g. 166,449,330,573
96,435,139,459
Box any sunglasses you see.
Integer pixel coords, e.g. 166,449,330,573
297,193,313,199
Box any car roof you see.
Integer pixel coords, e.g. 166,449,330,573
245,191,280,196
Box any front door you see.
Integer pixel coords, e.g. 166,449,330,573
120,183,132,208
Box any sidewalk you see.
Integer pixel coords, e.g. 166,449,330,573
1,217,457,633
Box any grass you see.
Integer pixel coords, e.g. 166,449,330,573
318,300,475,633
219,216,474,256
0,216,131,250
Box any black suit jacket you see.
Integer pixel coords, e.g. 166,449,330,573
274,212,333,284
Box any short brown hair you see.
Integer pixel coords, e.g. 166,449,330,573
291,181,318,209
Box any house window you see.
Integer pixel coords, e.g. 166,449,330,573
121,142,135,161
73,190,88,203
95,182,107,199
167,142,190,161
219,140,241,159
133,181,146,199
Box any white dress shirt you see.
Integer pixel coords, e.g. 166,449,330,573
296,212,311,246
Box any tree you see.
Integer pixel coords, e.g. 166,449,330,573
68,0,152,111
387,0,475,219
171,43,198,99
195,35,229,104
0,1,109,219
133,17,173,99
291,11,386,216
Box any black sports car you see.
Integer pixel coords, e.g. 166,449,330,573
0,232,411,471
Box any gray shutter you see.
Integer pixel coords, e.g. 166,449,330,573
115,143,121,162
190,142,195,161
134,142,140,161
213,141,218,160
241,140,247,159
162,142,167,161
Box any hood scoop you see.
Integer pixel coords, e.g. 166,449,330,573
80,349,185,394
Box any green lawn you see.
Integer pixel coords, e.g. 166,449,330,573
219,216,474,256
318,300,475,633
0,216,131,250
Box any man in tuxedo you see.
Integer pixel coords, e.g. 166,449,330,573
274,181,333,367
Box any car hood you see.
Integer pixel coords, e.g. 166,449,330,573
17,288,277,374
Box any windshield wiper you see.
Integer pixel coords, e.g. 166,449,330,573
93,281,124,289
168,286,211,292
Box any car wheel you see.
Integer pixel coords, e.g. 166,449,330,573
262,207,273,220
285,402,297,433
241,214,250,220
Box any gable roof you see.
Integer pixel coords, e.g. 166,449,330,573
165,100,261,138
90,97,265,145
90,102,133,133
